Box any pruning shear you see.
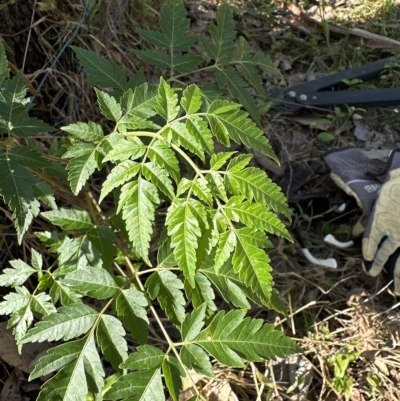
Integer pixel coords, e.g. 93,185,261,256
269,56,400,114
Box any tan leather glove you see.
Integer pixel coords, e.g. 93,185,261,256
323,148,381,236
362,150,400,295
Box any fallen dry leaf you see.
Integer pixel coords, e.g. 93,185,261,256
0,322,49,373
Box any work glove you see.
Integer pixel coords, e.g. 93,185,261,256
323,148,381,237
362,150,400,295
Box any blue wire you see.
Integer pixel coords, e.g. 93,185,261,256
31,0,97,102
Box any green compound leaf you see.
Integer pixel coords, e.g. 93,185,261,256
166,198,208,287
10,114,56,137
41,208,93,231
146,270,185,326
120,345,164,370
104,368,164,401
200,2,236,62
71,46,127,90
147,139,180,183
20,304,98,344
87,225,117,269
159,0,196,51
155,77,180,122
0,260,36,287
141,162,175,200
180,343,214,377
119,179,160,265
99,160,141,203
34,334,104,401
49,280,83,306
94,88,122,121
181,84,202,114
162,356,184,401
63,142,104,195
132,49,172,70
102,137,146,163
173,54,201,74
122,83,158,118
0,287,30,316
96,314,128,370
9,145,52,169
225,166,290,219
166,121,204,161
116,288,149,345
225,197,292,241
63,266,119,299
192,309,302,367
181,303,206,342
61,121,104,141
208,100,277,161
214,229,236,272
210,151,236,171
216,67,260,125
232,227,273,303
200,259,250,309
185,115,214,155
30,292,56,317
236,37,280,94
184,273,217,317
0,151,40,242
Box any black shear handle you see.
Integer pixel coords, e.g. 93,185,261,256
296,56,400,93
298,87,400,109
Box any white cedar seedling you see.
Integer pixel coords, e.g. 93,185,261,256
0,1,301,400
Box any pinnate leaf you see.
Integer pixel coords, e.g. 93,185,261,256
94,88,122,121
225,197,291,240
166,121,204,161
10,114,55,137
155,77,180,122
99,160,141,202
71,46,127,90
63,142,104,195
181,304,206,341
41,208,93,231
180,344,214,377
192,310,301,367
121,345,164,370
0,151,40,242
0,260,36,287
216,67,260,125
147,139,180,183
209,100,277,161
61,121,104,141
21,304,98,344
120,179,159,265
122,82,158,118
214,230,236,272
146,270,185,326
232,227,273,303
97,314,128,369
162,356,183,401
181,84,202,114
141,162,175,199
166,199,208,287
36,334,104,401
87,225,117,268
184,273,217,316
63,266,119,299
225,166,290,218
185,116,214,155
104,368,164,401
116,288,149,345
